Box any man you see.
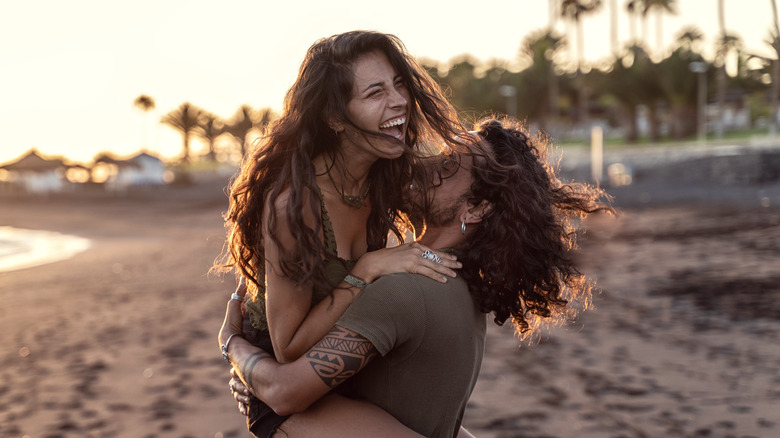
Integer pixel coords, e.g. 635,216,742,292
219,118,611,437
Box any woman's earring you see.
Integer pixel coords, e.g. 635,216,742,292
461,219,466,235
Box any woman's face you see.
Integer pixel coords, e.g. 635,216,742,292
341,50,410,160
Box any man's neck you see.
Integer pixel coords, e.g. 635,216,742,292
417,224,465,251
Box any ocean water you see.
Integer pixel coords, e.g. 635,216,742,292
0,226,91,273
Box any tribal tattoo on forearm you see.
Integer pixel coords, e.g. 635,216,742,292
239,350,273,393
306,326,377,388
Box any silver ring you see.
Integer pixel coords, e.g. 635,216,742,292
421,249,442,264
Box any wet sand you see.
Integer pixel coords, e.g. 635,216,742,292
1,175,779,437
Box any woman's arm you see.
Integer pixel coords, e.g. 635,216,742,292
262,191,460,363
261,191,357,363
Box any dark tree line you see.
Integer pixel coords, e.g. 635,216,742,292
158,102,275,163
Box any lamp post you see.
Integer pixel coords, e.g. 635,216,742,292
499,85,517,118
689,62,708,144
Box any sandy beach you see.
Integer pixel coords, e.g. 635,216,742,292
1,167,780,437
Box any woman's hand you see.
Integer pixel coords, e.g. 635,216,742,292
351,242,461,284
218,278,247,348
229,366,251,416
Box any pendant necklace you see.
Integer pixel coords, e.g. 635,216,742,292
326,168,370,208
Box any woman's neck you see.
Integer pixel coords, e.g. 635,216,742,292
313,154,372,195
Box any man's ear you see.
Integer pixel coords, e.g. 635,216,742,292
461,200,492,225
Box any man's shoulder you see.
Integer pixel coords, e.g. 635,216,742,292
367,273,467,298
371,272,467,288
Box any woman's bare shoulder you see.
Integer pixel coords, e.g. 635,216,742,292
264,185,319,226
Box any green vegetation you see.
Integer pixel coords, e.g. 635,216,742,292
424,0,780,148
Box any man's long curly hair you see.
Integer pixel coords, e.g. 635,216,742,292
457,118,613,338
221,31,465,294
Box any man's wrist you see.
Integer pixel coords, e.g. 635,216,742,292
221,333,243,362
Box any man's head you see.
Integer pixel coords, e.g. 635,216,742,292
421,117,612,340
409,133,492,249
425,141,486,226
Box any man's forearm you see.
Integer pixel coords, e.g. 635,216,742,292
228,326,378,416
231,340,274,395
228,337,306,415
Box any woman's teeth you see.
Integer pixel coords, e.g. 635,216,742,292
380,117,405,129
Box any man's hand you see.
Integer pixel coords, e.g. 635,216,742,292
229,366,251,416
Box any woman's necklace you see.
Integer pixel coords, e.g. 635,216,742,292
326,169,370,208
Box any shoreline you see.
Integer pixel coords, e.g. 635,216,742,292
0,226,91,273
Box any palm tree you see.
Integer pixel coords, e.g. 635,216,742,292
643,0,677,57
677,26,705,53
626,1,676,58
225,105,275,157
610,0,619,55
714,0,726,139
594,46,647,141
658,28,707,139
626,0,641,47
520,29,566,128
133,94,155,112
769,0,780,136
560,0,603,129
133,94,155,149
197,113,225,161
226,105,257,157
161,102,202,163
715,0,741,139
629,0,652,48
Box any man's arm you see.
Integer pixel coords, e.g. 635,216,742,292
228,325,379,416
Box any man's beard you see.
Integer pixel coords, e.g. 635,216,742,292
425,193,468,228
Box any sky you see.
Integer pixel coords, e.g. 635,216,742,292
1,0,777,164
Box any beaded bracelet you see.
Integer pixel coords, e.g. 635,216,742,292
343,274,370,290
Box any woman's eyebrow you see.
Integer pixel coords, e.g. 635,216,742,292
361,81,384,94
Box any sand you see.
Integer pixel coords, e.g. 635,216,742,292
1,174,779,438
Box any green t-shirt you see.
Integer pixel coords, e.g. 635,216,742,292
337,273,486,438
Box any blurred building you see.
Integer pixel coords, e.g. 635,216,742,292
0,150,66,194
93,152,167,191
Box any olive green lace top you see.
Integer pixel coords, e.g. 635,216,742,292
244,186,357,332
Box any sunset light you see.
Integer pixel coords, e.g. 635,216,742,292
1,0,774,165
3,2,780,437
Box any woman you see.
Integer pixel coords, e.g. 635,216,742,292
216,30,469,437
222,117,614,437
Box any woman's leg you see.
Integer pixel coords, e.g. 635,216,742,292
272,393,423,438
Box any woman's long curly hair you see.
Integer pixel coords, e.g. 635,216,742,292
457,118,613,339
221,31,465,295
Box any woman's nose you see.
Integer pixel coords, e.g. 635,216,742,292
388,87,408,108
